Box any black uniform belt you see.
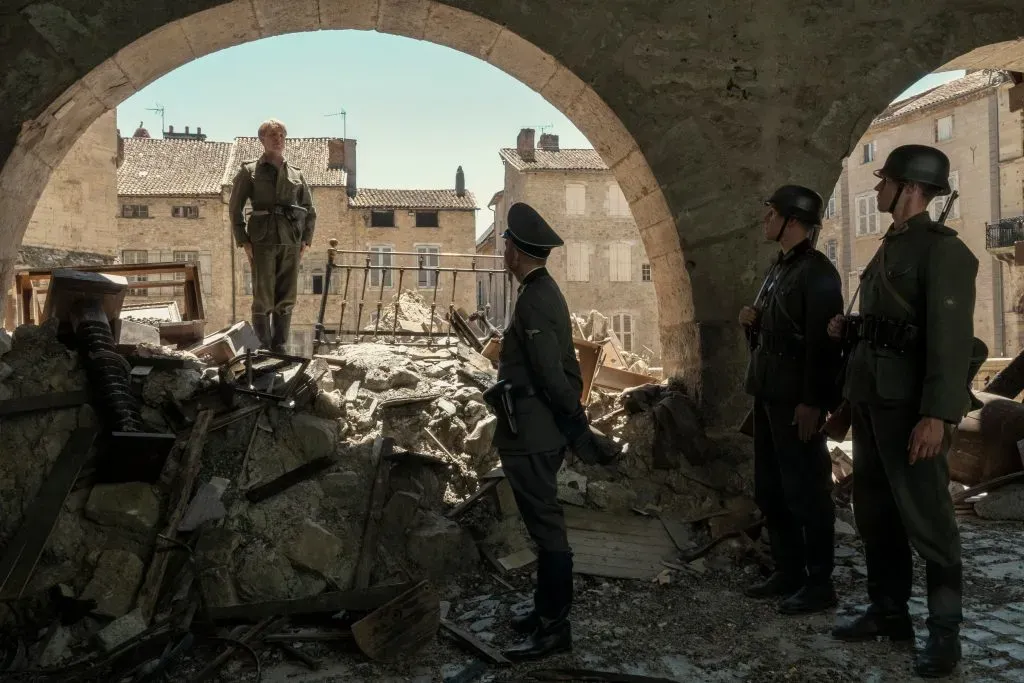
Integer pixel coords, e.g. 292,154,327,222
755,330,805,358
857,315,919,354
251,205,307,217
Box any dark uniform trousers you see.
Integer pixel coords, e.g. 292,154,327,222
851,401,962,633
500,448,573,620
251,243,301,347
753,398,835,583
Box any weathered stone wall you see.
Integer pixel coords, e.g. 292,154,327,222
3,0,1024,424
22,110,118,255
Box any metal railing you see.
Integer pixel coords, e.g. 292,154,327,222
313,241,513,350
985,216,1024,249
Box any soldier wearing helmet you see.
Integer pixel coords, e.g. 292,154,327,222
738,184,844,614
827,144,978,678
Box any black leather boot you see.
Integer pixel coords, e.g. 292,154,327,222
505,551,573,660
779,580,838,614
914,562,962,678
780,522,837,614
745,571,804,599
270,312,291,354
510,551,550,635
832,601,915,642
251,313,271,350
503,610,572,661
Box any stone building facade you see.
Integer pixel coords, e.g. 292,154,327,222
825,69,1024,358
492,129,661,363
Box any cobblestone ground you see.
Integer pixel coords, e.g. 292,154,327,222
252,517,1024,683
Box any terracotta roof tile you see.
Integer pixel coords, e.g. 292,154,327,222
499,148,608,171
231,137,346,187
349,188,478,210
117,138,233,196
873,70,1011,125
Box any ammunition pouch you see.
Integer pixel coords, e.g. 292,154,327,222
843,314,919,355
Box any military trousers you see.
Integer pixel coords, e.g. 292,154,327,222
851,401,962,630
753,398,835,584
251,244,301,318
500,448,573,620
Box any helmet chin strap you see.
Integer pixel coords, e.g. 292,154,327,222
887,181,906,215
774,216,790,243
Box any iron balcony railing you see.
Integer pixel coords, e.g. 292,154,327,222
986,216,1024,250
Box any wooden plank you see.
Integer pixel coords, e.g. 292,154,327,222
440,618,512,666
446,478,502,519
207,583,414,622
566,533,676,555
244,455,336,503
353,437,394,590
0,390,89,417
564,507,676,581
0,428,98,599
593,365,658,392
351,580,440,663
136,409,214,622
529,668,680,683
563,507,672,538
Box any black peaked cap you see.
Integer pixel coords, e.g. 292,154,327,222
502,202,564,259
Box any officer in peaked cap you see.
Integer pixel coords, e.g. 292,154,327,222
486,201,616,661
827,144,980,678
738,184,844,615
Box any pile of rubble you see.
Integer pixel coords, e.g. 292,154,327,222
0,274,759,682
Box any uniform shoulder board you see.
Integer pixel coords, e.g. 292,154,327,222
928,222,958,237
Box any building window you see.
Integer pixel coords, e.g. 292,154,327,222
824,239,838,268
862,141,876,164
565,241,590,281
609,242,632,282
172,205,199,219
936,115,954,142
122,249,148,295
416,245,441,288
856,193,880,236
929,171,960,221
369,246,394,288
565,183,586,216
477,281,485,310
824,191,838,219
641,263,652,282
371,210,395,227
415,211,439,228
311,268,325,295
172,250,199,296
122,204,149,219
242,262,252,295
606,183,631,217
611,313,634,352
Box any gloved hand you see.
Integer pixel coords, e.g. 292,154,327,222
570,425,621,466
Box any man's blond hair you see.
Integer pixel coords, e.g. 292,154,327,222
258,118,287,138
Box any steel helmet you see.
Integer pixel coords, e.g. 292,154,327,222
874,144,951,195
764,185,824,227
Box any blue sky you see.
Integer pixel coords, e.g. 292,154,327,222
116,30,963,237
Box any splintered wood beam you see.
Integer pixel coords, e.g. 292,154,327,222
351,580,440,663
136,409,214,622
440,618,511,666
206,583,414,622
353,437,395,589
244,455,336,503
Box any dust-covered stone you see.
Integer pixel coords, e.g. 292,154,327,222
85,483,161,533
406,511,480,580
80,550,144,617
291,414,339,460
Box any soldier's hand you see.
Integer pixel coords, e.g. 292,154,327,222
243,243,254,264
738,306,759,327
827,314,845,340
793,404,822,442
300,244,307,260
908,416,945,464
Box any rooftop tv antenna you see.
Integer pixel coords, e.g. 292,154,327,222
325,108,347,140
525,124,554,134
146,104,166,134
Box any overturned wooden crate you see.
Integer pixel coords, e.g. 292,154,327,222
949,391,1024,487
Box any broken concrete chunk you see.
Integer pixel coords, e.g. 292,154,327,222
381,491,423,545
834,519,857,536
463,416,497,459
195,527,241,570
0,362,12,383
0,384,11,401
235,544,301,602
462,400,489,427
80,550,145,618
284,519,345,578
314,389,346,419
389,367,421,389
452,386,484,404
0,329,11,356
405,512,480,580
292,414,340,460
586,480,638,513
85,483,161,533
178,477,230,532
114,318,160,347
974,483,1024,521
363,368,390,392
142,368,203,407
321,470,364,500
200,567,239,608
38,624,73,667
96,609,147,651
436,398,458,417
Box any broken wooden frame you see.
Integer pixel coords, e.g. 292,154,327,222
311,247,511,349
14,261,206,341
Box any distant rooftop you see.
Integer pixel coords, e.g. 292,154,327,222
349,188,477,211
118,138,233,196
499,148,609,172
873,69,1012,126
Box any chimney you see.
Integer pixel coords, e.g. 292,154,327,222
197,126,202,135
538,133,559,152
185,126,190,134
516,128,535,162
344,138,358,199
456,166,465,197
167,125,174,134
327,138,345,170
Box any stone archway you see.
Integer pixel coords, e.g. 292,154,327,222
3,1,1024,426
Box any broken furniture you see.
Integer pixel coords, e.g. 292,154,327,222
949,391,1024,486
14,261,207,348
45,269,176,483
221,349,326,410
188,321,262,364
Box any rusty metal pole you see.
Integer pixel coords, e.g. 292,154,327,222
314,239,337,353
353,257,371,342
372,263,388,338
391,268,406,342
337,265,353,343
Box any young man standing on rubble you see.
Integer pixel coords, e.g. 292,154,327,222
827,145,978,678
738,185,844,614
487,202,614,661
229,118,317,353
